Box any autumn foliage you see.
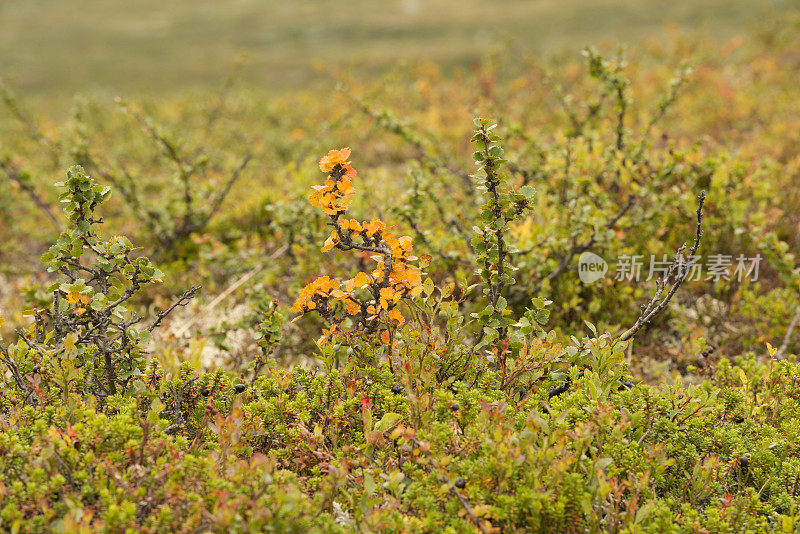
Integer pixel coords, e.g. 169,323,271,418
292,148,423,343
4,14,800,533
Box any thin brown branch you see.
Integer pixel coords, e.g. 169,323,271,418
531,193,637,293
0,159,61,231
148,286,201,333
775,305,800,360
620,191,705,342
201,154,252,227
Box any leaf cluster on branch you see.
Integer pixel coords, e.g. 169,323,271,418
291,148,423,344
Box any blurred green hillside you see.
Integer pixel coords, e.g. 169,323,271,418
0,0,794,100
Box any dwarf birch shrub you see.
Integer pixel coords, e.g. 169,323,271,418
291,148,423,348
469,118,535,359
0,166,197,406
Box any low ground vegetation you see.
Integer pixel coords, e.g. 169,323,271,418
2,13,800,532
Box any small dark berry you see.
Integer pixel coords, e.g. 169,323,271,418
234,384,246,394
391,385,402,394
548,379,571,399
201,388,211,397
164,424,181,435
733,415,744,424
32,365,41,374
617,380,634,391
450,402,459,412
454,477,466,489
739,455,750,470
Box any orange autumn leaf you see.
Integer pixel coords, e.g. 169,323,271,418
318,147,352,173
353,272,370,288
388,307,405,325
294,147,424,343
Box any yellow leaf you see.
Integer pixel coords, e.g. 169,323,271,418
388,307,404,325
353,272,370,288
63,333,76,354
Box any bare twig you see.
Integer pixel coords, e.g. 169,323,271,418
775,305,800,360
0,159,61,231
148,286,201,333
620,191,705,342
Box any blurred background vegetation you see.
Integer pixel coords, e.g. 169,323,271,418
1,0,794,104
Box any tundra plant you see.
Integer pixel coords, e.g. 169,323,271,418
470,119,535,361
291,148,423,345
0,166,197,406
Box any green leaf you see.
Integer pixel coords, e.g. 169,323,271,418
584,320,597,336
375,412,402,432
423,278,434,296
440,282,455,299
